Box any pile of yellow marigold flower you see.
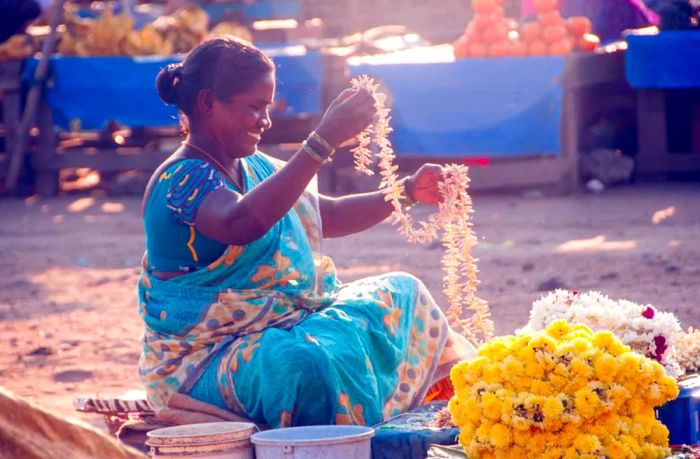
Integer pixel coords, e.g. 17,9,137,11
448,320,679,459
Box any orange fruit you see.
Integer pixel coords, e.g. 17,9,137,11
542,24,568,43
469,42,488,57
577,33,600,51
538,10,564,26
472,0,498,15
464,22,481,41
482,24,509,43
566,16,592,37
473,13,499,30
529,40,548,56
489,41,512,57
453,36,470,58
511,41,528,56
521,22,541,42
533,0,558,13
549,39,573,55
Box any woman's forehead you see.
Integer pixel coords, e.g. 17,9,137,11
238,73,275,100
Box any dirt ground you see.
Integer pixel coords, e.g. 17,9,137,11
1,183,699,430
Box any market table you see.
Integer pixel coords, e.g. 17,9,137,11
625,31,700,176
23,45,324,195
346,47,626,192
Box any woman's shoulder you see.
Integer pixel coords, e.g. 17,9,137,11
147,158,225,225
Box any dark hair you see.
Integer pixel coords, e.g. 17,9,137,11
156,36,275,119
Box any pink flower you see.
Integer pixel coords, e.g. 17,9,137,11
654,335,667,359
642,307,655,319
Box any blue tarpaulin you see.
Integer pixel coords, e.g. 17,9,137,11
625,31,700,89
24,46,322,131
204,0,299,23
349,56,564,158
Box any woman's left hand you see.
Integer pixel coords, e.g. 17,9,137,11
406,163,444,206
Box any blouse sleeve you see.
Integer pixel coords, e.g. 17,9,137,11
164,160,225,226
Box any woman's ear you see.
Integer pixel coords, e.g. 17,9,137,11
196,89,215,117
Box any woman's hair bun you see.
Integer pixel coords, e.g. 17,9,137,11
156,63,183,105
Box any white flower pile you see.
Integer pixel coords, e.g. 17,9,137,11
675,327,700,376
525,290,683,376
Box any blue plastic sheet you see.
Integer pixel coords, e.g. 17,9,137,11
625,31,700,89
349,56,564,158
24,46,322,131
371,403,459,459
204,0,299,23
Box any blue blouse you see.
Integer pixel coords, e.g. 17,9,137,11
143,159,237,273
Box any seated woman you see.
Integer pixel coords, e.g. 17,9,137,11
138,35,476,429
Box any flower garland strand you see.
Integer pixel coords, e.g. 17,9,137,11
351,75,493,344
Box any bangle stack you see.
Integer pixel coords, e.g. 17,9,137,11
301,131,335,165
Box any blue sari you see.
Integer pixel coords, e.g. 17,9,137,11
138,152,450,428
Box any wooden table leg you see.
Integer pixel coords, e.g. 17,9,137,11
34,101,59,197
635,89,668,178
1,89,21,182
561,86,581,194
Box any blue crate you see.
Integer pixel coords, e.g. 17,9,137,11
657,375,700,446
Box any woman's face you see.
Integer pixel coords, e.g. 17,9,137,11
210,71,275,157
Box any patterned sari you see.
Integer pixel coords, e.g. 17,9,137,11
138,152,450,428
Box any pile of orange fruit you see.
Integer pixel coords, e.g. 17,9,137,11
453,0,601,58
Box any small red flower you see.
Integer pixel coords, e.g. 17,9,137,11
654,335,667,358
642,307,655,319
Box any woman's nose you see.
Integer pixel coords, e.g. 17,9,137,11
259,114,272,130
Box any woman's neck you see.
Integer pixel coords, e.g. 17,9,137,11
184,132,239,171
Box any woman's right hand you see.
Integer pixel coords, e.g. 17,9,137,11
314,88,377,149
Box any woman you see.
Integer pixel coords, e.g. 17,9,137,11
139,35,475,429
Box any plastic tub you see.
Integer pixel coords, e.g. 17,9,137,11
251,425,374,459
146,422,257,459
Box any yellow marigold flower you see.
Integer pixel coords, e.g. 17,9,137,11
464,397,482,424
619,352,643,372
620,434,642,456
482,392,502,421
575,388,600,419
545,320,571,340
604,439,634,458
529,335,557,354
511,427,530,446
499,396,513,424
648,421,669,445
659,376,680,400
489,423,512,449
570,356,593,379
500,356,525,377
530,432,548,451
574,433,602,454
524,362,545,379
543,396,564,422
475,422,491,443
563,446,579,459
548,374,569,391
530,380,551,396
593,352,618,383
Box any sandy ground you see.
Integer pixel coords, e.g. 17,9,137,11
1,183,699,429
